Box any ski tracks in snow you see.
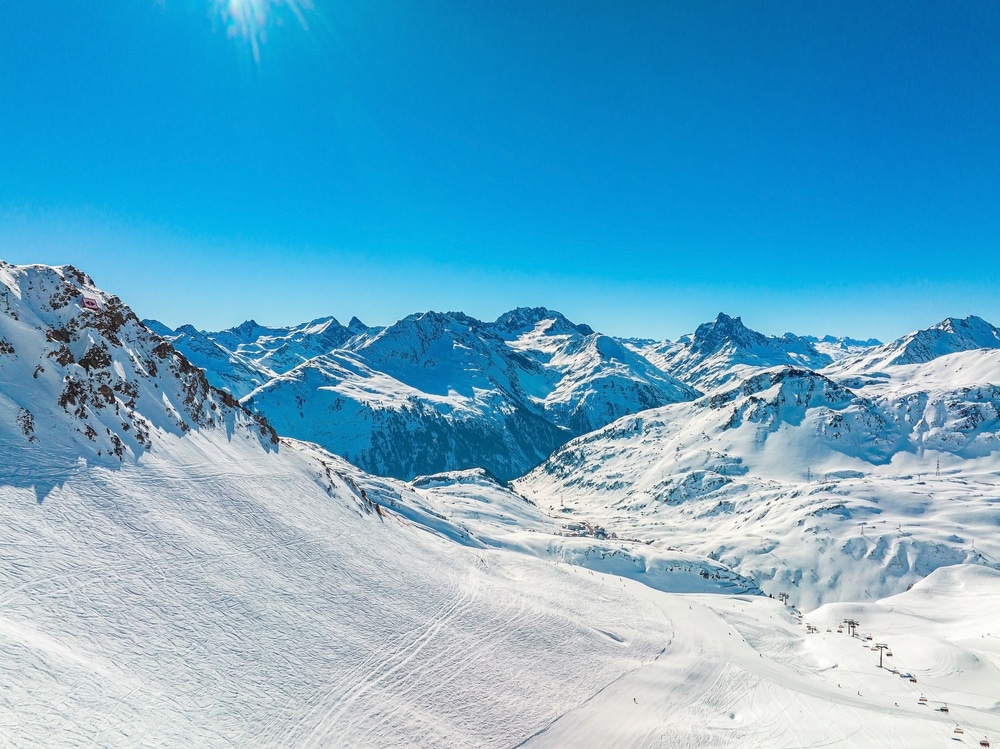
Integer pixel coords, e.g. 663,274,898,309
288,567,481,748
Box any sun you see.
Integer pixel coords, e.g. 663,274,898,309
217,0,311,61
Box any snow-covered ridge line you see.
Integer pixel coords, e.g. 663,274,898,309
0,261,277,499
517,357,1000,608
225,307,700,480
149,303,999,491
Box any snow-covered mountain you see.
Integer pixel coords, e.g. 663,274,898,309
241,307,698,480
493,307,699,434
4,262,1000,747
829,315,1000,373
0,261,779,748
633,313,841,391
0,263,277,496
517,352,1000,608
146,315,371,398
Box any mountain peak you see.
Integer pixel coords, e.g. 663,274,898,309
690,313,763,353
231,319,262,339
141,319,175,338
492,307,594,337
897,315,1000,363
302,315,340,329
830,314,1000,372
932,315,998,339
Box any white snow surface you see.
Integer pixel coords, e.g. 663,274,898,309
5,263,1000,748
240,308,697,480
518,359,1000,609
5,432,999,747
632,313,838,391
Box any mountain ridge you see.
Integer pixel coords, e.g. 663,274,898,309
242,307,698,479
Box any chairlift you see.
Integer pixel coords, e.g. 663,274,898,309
938,705,949,713
885,651,893,657
953,725,963,735
980,738,989,748
918,695,928,704
909,677,918,683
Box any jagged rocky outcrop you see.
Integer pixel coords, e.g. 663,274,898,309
0,262,277,498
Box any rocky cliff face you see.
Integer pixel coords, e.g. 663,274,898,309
0,262,276,497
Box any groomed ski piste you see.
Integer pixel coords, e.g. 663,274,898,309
2,263,1000,748
4,436,999,748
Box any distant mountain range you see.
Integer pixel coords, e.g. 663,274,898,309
3,260,999,614
3,260,999,747
148,307,699,479
144,307,1000,487
134,297,1000,608
518,323,1000,607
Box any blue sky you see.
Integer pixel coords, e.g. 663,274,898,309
2,1,998,340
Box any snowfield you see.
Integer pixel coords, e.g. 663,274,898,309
518,359,1000,608
0,435,670,748
3,435,999,748
3,262,1000,748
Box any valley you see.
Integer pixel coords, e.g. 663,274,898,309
2,261,999,747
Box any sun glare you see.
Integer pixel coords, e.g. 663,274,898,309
216,0,311,61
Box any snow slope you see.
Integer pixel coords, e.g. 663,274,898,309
634,313,838,391
518,363,1000,608
4,262,1000,748
831,315,1000,373
0,432,676,748
524,565,1000,748
7,436,999,747
242,308,697,480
